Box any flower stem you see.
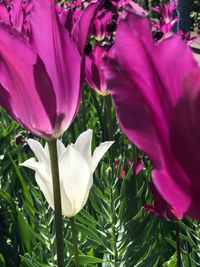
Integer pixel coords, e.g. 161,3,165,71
48,139,64,267
176,223,182,267
69,217,80,267
105,96,118,266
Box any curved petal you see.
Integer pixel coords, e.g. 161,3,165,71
60,179,73,217
168,70,200,220
74,129,93,163
0,23,56,138
72,0,102,54
92,141,114,173
20,158,54,210
29,0,82,135
0,6,10,24
35,172,54,209
27,139,49,166
57,139,66,159
59,145,91,217
103,11,197,165
85,45,108,94
20,158,51,184
10,0,23,31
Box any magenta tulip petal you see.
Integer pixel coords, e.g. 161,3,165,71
10,0,23,31
85,45,108,95
29,0,82,134
0,6,9,24
103,56,160,165
72,0,102,54
0,23,55,137
103,11,200,220
168,70,200,219
153,167,192,217
147,182,183,221
103,11,197,165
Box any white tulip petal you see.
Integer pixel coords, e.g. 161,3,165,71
21,131,113,217
20,158,51,183
59,145,91,216
57,139,66,158
92,141,114,173
60,181,73,217
74,129,93,163
27,139,48,165
79,174,93,211
20,158,54,208
35,173,54,209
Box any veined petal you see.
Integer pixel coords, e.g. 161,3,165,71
29,0,82,134
59,145,91,217
92,141,114,173
74,129,93,163
103,11,197,166
60,179,73,217
35,172,54,210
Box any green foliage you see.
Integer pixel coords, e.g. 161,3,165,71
0,82,200,267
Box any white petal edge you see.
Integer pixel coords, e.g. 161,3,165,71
20,158,51,183
59,145,91,217
74,129,93,163
27,139,48,165
91,141,114,173
57,139,66,159
20,158,54,209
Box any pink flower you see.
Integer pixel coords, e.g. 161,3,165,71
115,159,143,179
91,8,113,41
57,0,102,54
0,0,83,139
144,182,183,221
85,45,109,95
152,1,179,36
103,11,200,220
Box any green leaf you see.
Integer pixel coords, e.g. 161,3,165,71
79,255,106,264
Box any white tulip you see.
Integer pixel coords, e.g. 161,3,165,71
20,129,114,217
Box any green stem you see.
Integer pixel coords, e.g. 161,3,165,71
105,96,118,266
176,223,182,267
109,179,119,267
48,140,64,267
70,217,80,267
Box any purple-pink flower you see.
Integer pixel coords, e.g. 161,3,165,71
152,1,178,36
103,11,200,220
85,45,109,95
144,182,183,221
0,0,98,139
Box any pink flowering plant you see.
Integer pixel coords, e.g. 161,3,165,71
0,0,200,267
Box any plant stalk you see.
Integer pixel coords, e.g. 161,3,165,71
105,96,118,266
48,139,64,267
70,217,80,267
176,223,182,267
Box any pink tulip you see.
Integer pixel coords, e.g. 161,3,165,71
152,1,178,36
0,0,84,139
57,0,103,54
85,45,109,95
103,11,200,220
144,182,183,221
